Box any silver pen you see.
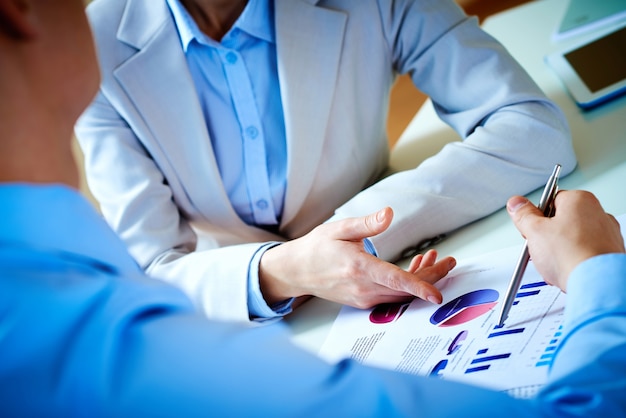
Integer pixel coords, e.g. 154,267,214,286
497,163,562,327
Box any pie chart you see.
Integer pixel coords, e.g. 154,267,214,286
430,289,499,327
369,302,410,324
429,359,448,377
447,330,468,355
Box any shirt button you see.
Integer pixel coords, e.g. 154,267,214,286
225,51,237,64
256,199,268,210
246,126,259,139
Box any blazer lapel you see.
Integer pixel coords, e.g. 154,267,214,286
111,0,347,230
113,0,241,226
275,0,347,227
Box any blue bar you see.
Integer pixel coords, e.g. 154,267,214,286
477,348,488,355
516,290,540,298
520,281,547,289
545,346,557,352
471,353,511,364
536,361,552,367
540,353,555,360
549,339,558,345
465,365,490,374
554,332,562,337
513,301,519,306
488,328,525,338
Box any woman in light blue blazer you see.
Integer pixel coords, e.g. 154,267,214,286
76,0,577,322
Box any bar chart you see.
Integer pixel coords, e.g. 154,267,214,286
460,279,565,377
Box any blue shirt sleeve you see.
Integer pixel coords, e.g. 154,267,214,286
536,253,626,415
247,242,295,321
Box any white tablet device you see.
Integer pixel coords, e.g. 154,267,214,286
546,22,626,109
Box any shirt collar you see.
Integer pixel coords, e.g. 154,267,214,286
166,0,274,52
0,184,140,276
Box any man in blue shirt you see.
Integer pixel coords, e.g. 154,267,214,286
1,1,626,416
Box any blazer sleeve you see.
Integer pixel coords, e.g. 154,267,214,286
329,0,577,262
76,90,269,323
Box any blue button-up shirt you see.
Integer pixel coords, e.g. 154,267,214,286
167,0,286,227
167,0,293,319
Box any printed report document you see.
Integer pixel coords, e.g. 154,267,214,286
319,215,626,398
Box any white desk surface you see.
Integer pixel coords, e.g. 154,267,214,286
285,0,626,354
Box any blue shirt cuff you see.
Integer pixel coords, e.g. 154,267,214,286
565,253,626,330
247,242,295,321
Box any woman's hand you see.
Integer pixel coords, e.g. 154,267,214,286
259,207,456,309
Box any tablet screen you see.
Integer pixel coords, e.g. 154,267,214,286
564,25,626,93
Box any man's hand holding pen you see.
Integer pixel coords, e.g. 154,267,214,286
506,190,625,293
498,164,562,326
